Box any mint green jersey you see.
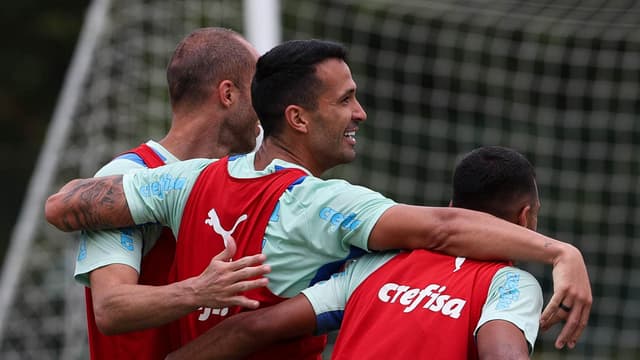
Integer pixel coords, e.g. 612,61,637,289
122,152,397,297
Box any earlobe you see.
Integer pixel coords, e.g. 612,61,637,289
284,105,309,133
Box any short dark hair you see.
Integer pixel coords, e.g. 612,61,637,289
452,146,537,221
167,27,254,111
252,39,348,137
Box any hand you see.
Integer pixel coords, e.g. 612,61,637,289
190,236,271,309
539,244,592,349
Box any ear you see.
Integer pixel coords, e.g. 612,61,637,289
516,204,531,228
283,105,309,134
217,80,236,108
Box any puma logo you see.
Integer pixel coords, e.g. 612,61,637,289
204,208,248,248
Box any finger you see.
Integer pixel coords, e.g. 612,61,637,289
219,295,261,309
540,293,563,329
540,311,563,332
554,303,580,349
225,277,270,295
561,301,590,349
213,236,237,262
570,299,591,348
233,295,261,309
226,253,268,271
228,264,272,283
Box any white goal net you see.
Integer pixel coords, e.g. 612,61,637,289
1,1,638,359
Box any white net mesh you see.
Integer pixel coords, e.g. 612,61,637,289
1,0,638,359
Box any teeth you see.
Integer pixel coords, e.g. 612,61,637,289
344,131,356,137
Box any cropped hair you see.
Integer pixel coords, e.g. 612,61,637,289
452,146,537,220
252,39,348,137
167,27,254,111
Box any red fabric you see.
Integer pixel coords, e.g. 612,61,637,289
172,156,325,359
333,251,508,360
85,143,176,360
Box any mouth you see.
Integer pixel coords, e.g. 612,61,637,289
344,129,357,145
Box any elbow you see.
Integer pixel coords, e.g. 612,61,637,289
93,299,125,335
94,308,127,336
93,304,121,335
94,312,118,335
45,192,68,231
45,179,84,232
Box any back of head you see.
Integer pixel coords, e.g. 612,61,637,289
452,146,537,222
167,27,255,112
252,39,348,137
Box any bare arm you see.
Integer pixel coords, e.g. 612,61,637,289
476,320,530,360
368,204,591,349
166,294,316,360
90,238,271,334
45,176,134,231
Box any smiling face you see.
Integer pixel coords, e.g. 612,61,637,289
304,58,367,171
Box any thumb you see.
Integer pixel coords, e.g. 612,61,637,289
214,236,237,261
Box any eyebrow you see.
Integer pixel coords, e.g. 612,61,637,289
338,87,356,100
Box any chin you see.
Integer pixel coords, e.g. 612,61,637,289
341,152,357,164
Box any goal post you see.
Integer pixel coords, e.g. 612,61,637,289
0,0,111,357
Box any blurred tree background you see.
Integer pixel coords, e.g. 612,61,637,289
0,2,86,264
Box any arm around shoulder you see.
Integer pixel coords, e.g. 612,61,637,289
45,175,134,231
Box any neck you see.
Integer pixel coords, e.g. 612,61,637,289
254,136,323,176
159,114,230,160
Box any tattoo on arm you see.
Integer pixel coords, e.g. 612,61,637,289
60,176,134,231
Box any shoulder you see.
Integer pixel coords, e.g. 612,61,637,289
94,155,146,177
492,266,541,291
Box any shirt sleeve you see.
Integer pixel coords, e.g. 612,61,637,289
301,252,397,334
122,158,213,234
263,177,396,297
74,156,166,286
474,266,543,354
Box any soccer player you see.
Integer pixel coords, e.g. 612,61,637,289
73,28,270,360
46,40,591,357
166,146,546,360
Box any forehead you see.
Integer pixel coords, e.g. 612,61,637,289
314,58,356,95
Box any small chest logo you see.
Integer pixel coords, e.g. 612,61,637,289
204,208,248,248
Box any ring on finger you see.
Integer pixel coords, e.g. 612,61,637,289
559,302,572,312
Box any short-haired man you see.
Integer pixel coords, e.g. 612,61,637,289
74,28,270,360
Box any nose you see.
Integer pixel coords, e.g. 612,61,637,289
353,99,367,122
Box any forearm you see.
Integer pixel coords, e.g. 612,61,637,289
167,295,316,360
45,176,134,231
438,210,561,263
93,279,200,334
371,205,572,264
167,312,268,360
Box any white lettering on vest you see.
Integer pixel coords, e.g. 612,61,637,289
197,306,229,321
377,282,466,319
